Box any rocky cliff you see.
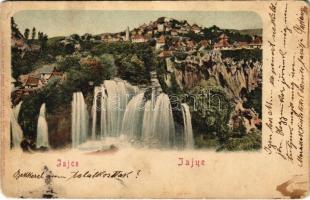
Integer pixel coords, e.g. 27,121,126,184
163,50,262,133
46,107,71,148
165,51,262,99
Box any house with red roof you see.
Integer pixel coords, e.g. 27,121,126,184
23,76,43,89
213,34,233,50
234,41,249,49
158,51,173,58
191,24,202,34
249,36,262,49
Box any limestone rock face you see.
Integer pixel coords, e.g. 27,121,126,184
229,101,261,133
163,51,262,133
211,63,246,97
183,69,203,89
167,53,262,100
207,59,262,99
174,69,183,89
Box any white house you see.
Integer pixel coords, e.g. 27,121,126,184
156,35,166,49
11,76,16,91
132,35,147,43
157,24,165,32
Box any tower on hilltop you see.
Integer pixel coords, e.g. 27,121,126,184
125,26,130,41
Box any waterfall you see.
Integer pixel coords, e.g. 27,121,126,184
153,93,176,147
104,80,117,136
36,103,50,148
88,78,179,149
10,101,23,148
91,79,137,139
71,92,89,148
142,100,153,142
125,82,139,95
181,103,194,149
116,81,129,135
100,84,107,138
151,87,156,108
104,80,129,136
141,93,176,148
121,92,145,140
91,86,101,139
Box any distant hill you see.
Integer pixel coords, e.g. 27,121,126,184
47,36,66,46
228,29,262,37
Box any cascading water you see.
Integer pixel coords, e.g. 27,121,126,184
142,100,153,141
91,86,101,139
10,101,23,148
104,80,118,136
104,80,129,136
151,87,156,108
71,92,89,148
92,79,136,138
125,81,139,95
150,93,176,148
36,103,50,148
181,103,194,149
87,78,179,149
121,92,145,140
100,84,107,138
116,81,129,135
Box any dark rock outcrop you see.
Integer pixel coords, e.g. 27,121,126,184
47,108,71,148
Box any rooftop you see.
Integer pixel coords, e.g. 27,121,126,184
34,64,55,75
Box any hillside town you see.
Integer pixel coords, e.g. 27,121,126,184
11,17,262,101
100,17,262,50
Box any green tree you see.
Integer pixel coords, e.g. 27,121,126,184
100,54,116,80
38,32,43,41
185,31,204,43
11,17,18,33
24,28,30,40
64,43,75,54
37,32,48,53
31,27,36,40
217,129,262,151
71,34,81,41
156,59,168,92
56,54,81,72
202,25,221,44
168,73,182,95
120,54,146,84
243,86,262,117
188,83,234,141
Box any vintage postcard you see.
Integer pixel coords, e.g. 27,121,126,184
0,1,309,198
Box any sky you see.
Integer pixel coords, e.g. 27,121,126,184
14,10,262,37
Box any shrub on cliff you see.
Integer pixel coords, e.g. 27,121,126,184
243,86,262,117
217,129,262,151
187,80,234,140
221,49,262,61
18,92,44,141
118,54,148,84
92,42,155,84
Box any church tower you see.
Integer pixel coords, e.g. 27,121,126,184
125,26,130,41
